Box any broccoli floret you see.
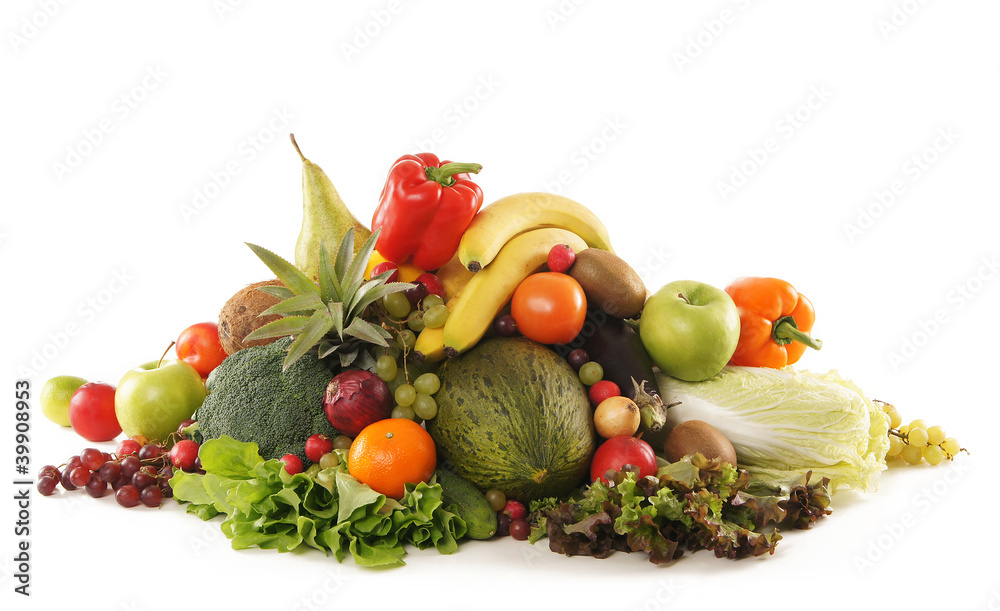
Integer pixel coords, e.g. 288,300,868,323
195,337,339,464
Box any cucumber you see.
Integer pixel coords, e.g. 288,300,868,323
436,468,497,540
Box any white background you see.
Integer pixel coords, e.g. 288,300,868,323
3,1,999,609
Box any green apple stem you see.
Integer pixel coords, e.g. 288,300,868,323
677,293,691,305
158,341,176,368
772,316,823,350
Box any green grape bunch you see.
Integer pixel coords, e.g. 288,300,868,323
878,401,967,466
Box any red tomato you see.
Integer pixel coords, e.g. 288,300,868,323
510,272,587,345
176,322,227,378
590,436,657,484
68,382,122,442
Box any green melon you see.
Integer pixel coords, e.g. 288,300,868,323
426,336,596,501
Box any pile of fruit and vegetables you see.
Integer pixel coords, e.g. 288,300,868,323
37,135,968,568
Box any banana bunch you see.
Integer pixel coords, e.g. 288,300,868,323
428,192,612,359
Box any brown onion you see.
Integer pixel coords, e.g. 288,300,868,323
323,370,393,438
593,396,641,439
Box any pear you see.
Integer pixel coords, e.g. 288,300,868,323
290,134,372,281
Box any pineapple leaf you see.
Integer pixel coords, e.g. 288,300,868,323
342,228,382,302
348,280,411,321
317,240,342,304
337,347,360,369
330,301,345,340
317,340,341,359
334,229,356,281
244,315,311,342
344,317,391,347
245,243,318,296
282,309,336,371
259,292,323,317
256,285,295,300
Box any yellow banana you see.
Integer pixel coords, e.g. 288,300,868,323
443,227,589,357
412,296,458,363
435,250,476,301
458,192,613,272
413,325,446,363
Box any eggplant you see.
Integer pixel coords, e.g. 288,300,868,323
555,309,670,445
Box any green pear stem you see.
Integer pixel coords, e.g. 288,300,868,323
158,341,176,369
289,133,307,162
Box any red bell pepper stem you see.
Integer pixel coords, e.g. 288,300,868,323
772,316,823,350
424,162,483,187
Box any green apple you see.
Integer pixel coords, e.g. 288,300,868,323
40,375,89,427
639,280,740,382
115,359,207,442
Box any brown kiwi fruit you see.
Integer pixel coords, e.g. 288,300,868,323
663,419,738,467
218,279,286,355
568,249,647,318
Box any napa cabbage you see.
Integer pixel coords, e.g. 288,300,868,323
657,366,890,493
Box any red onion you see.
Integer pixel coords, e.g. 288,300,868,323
323,370,393,437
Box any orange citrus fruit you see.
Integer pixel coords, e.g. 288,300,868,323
347,418,436,499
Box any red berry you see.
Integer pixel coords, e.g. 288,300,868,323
280,454,303,475
588,380,621,407
415,273,444,298
304,434,333,463
169,439,200,473
547,244,576,273
80,448,104,471
371,261,400,283
115,485,141,508
116,439,141,457
567,348,589,371
502,499,527,521
69,467,91,488
496,513,512,537
493,314,518,337
404,282,429,304
510,519,530,541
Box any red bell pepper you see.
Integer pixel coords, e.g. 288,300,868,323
371,153,483,271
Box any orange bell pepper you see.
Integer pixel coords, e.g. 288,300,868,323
724,277,822,368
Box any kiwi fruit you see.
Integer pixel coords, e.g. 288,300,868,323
663,419,738,467
218,279,286,355
568,249,647,319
